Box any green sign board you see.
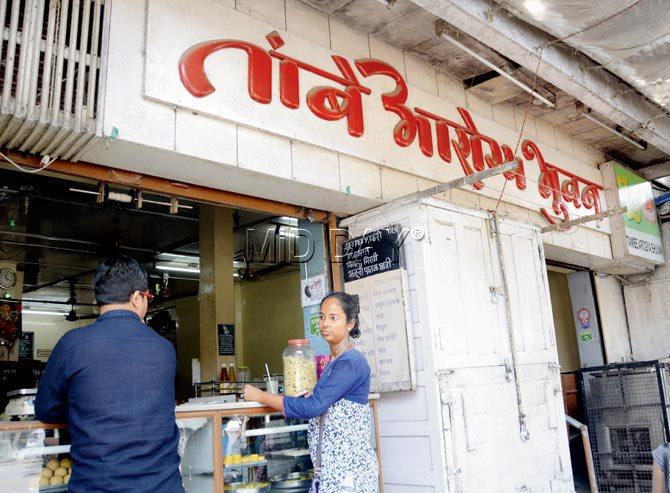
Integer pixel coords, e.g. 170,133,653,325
309,314,320,336
614,164,663,263
579,330,593,344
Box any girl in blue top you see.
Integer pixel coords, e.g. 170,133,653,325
243,292,378,492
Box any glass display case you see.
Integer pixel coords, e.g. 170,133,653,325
0,400,382,493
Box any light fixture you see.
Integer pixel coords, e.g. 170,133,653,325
23,310,67,316
580,110,647,151
155,263,200,274
436,24,555,108
524,0,546,18
159,252,200,264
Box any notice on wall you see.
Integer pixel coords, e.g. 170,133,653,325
343,226,401,283
343,227,415,393
18,332,33,360
36,349,52,359
301,274,327,307
217,324,235,356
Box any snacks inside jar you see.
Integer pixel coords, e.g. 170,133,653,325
282,339,316,397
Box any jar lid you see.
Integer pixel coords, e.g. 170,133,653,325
288,339,310,346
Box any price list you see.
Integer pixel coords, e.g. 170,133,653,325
345,266,415,392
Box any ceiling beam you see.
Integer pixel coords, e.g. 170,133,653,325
640,161,670,181
410,0,670,155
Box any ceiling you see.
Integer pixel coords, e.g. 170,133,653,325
495,0,670,112
0,167,302,315
300,0,670,178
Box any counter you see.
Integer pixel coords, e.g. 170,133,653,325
0,399,383,493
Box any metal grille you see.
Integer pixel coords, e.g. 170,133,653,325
0,0,108,160
580,361,670,492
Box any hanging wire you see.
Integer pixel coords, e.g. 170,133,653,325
0,150,57,174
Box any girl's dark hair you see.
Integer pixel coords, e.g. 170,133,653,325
321,292,361,339
94,255,149,305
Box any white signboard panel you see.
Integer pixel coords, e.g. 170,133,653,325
143,0,609,231
345,269,416,393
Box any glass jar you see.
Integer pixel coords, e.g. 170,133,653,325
282,339,317,397
237,366,250,382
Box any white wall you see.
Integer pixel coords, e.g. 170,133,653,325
22,314,89,361
625,221,670,360
594,275,632,363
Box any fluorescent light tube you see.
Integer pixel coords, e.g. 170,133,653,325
155,264,201,274
24,310,67,316
438,30,555,108
580,111,646,151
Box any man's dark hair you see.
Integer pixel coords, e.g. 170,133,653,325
94,255,149,305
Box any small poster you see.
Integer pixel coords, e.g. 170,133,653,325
580,331,593,344
577,307,591,330
18,332,33,360
309,313,320,336
301,274,326,307
0,300,21,349
36,349,52,359
217,324,235,356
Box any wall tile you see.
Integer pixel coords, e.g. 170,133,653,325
437,72,466,107
466,94,493,120
535,118,556,149
573,138,591,166
236,0,286,30
405,54,438,95
369,36,406,77
492,103,516,131
514,107,537,138
329,19,369,59
339,154,382,200
238,127,292,178
175,110,237,166
555,128,574,157
292,141,339,190
381,168,418,201
286,0,330,48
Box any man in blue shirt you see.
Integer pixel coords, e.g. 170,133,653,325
35,256,184,493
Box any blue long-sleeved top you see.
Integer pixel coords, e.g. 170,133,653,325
284,348,371,419
34,310,184,493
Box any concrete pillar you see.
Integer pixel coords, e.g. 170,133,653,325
198,205,236,381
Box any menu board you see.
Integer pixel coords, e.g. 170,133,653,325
343,227,416,393
18,332,34,360
217,324,235,356
343,225,401,283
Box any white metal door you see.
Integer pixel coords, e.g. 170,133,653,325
425,203,572,492
496,219,559,364
425,206,509,370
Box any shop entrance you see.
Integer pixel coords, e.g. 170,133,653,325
0,165,330,412
546,261,607,492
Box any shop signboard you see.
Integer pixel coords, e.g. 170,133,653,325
145,0,609,231
217,324,235,356
602,162,664,266
343,226,416,393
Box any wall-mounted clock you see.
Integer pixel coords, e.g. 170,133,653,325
0,268,17,290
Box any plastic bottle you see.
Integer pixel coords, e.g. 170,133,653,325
228,364,237,383
219,365,229,393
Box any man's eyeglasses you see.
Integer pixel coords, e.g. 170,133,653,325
139,290,154,302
